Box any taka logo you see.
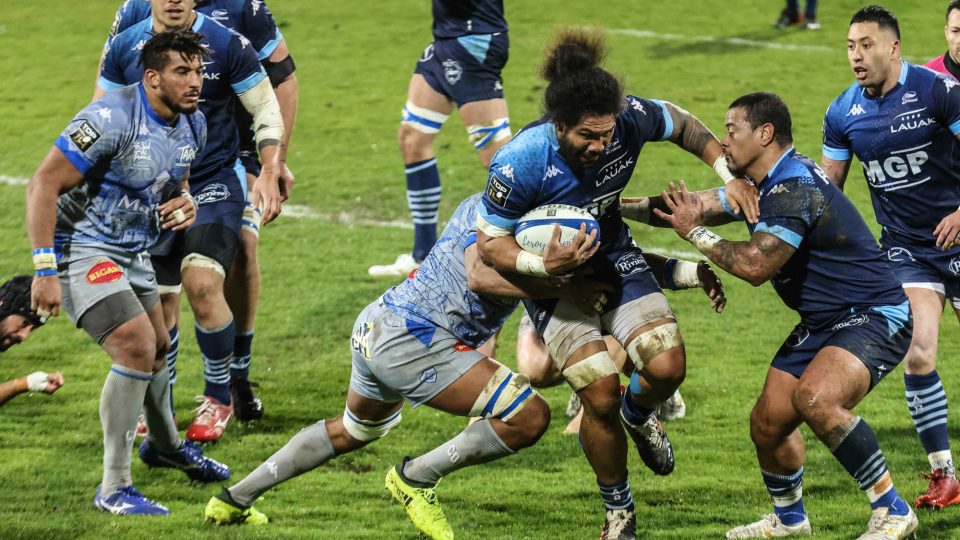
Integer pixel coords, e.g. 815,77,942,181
86,260,123,285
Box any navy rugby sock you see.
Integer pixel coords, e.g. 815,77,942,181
904,370,954,473
231,329,254,381
405,158,441,262
196,320,235,405
832,416,909,516
762,468,806,526
598,475,634,512
166,324,178,413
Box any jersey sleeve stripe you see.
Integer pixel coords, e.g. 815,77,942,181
54,136,93,174
950,119,960,136
822,144,851,161
755,223,803,248
461,232,479,249
478,205,517,231
652,99,674,141
257,31,283,60
97,76,125,92
231,70,268,94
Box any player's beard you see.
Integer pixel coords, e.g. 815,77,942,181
557,134,599,175
0,332,16,352
724,153,748,178
159,79,200,115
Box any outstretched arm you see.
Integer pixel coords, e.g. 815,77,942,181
622,186,741,228
0,371,64,407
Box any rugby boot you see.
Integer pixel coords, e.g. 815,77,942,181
135,412,178,438
774,8,801,29
654,389,687,421
726,514,811,538
621,410,675,475
368,253,419,278
914,468,960,509
385,463,454,540
600,508,636,540
857,506,918,540
93,484,170,516
205,489,268,525
138,439,230,483
231,377,264,422
186,396,233,442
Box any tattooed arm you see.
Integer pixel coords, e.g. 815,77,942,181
663,102,723,163
820,156,852,190
622,186,740,228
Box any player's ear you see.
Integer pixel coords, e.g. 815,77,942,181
759,123,775,147
144,68,160,89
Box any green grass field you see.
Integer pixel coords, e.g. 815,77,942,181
1,0,960,538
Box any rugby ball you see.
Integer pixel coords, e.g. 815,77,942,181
514,204,600,256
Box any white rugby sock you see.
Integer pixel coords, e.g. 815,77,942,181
402,419,514,486
100,365,151,495
143,367,181,452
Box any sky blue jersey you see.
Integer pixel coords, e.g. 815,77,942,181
99,12,266,184
823,61,960,244
480,96,674,253
54,83,206,253
383,194,520,348
745,148,907,331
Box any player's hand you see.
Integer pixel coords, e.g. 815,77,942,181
697,260,726,313
654,181,705,238
542,223,600,275
724,178,760,224
251,168,282,225
562,272,616,316
31,276,61,319
934,210,960,250
158,192,197,231
26,371,64,394
279,162,295,202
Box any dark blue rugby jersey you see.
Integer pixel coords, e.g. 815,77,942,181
748,149,906,330
432,0,507,38
99,13,267,183
108,0,283,61
480,96,673,252
823,61,960,244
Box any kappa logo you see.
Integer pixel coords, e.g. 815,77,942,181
443,59,462,85
945,77,958,92
132,39,147,52
543,165,562,180
901,91,918,105
86,260,123,285
251,0,262,16
886,247,915,262
614,251,649,276
420,367,438,383
950,257,960,277
499,164,515,181
266,461,279,478
909,395,924,413
194,182,230,204
847,104,866,116
96,107,112,122
494,80,503,91
769,183,790,195
68,120,102,152
628,97,645,114
486,173,512,207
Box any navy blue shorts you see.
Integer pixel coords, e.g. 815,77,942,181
239,149,261,178
882,229,960,304
529,242,663,334
414,32,508,106
771,302,913,389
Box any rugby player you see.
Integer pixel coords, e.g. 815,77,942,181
924,1,960,80
97,0,285,442
821,5,960,509
104,0,299,424
475,28,751,538
648,92,917,539
368,0,515,278
26,30,230,515
0,275,64,407
203,193,611,538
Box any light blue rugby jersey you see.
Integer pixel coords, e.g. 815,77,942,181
382,194,520,348
54,83,206,253
823,61,960,244
99,12,265,184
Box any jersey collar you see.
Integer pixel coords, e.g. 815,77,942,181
191,11,205,32
861,60,909,99
762,146,796,183
138,82,181,128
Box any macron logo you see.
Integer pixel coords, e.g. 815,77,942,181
847,104,866,116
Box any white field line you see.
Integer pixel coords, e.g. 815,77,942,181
2,174,696,258
608,28,834,53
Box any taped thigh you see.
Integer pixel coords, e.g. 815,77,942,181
561,351,619,392
541,299,604,369
342,406,402,442
466,117,511,150
79,290,146,345
183,223,239,273
624,322,683,372
181,253,226,278
468,364,535,421
402,101,449,134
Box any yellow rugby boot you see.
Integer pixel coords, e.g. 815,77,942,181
385,464,454,540
204,490,269,525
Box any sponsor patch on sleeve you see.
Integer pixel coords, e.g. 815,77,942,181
68,120,102,153
86,260,124,284
486,173,512,207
